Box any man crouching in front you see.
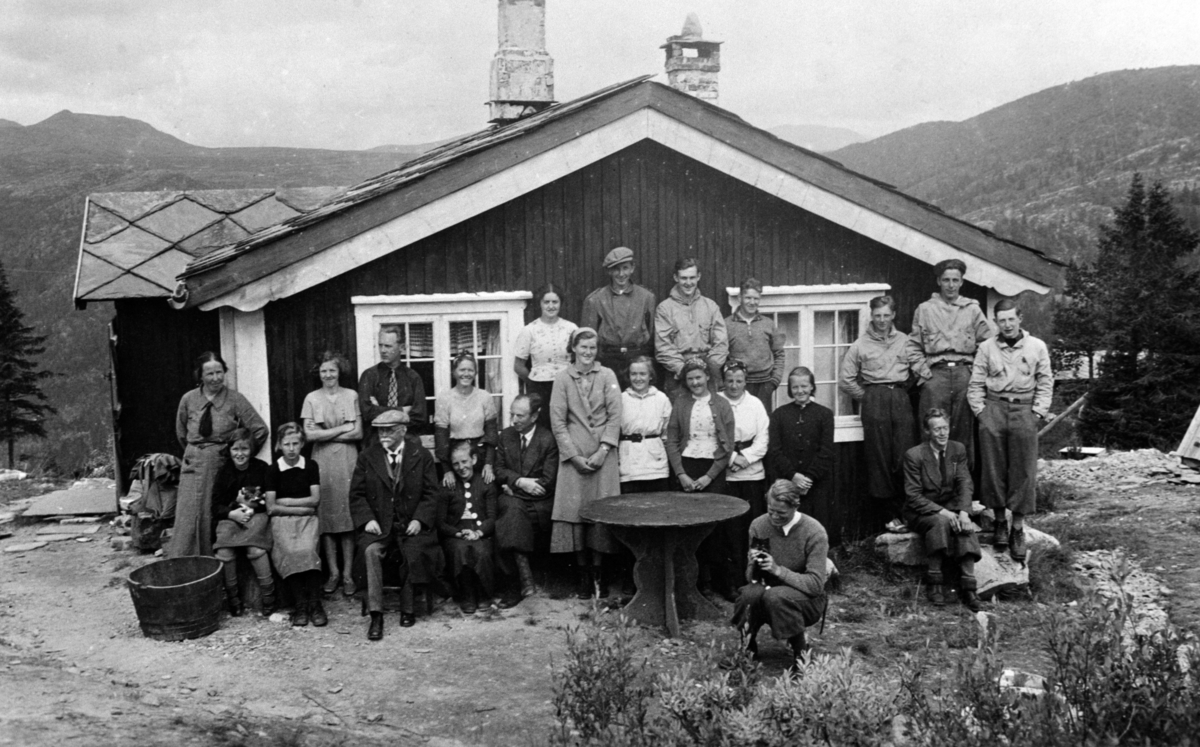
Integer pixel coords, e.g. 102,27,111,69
732,479,828,672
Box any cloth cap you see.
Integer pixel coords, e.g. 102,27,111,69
371,410,409,428
603,246,635,269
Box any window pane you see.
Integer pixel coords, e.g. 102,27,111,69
813,347,836,382
838,311,859,344
815,382,836,411
404,323,434,360
814,311,834,345
449,321,477,356
777,312,799,346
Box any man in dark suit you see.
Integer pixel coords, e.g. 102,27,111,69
902,407,982,612
349,410,439,640
493,393,558,605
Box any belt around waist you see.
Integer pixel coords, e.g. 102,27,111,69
600,342,650,355
930,360,971,368
986,392,1034,404
619,433,660,443
864,382,906,389
734,439,756,451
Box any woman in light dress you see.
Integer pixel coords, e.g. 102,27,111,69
514,284,577,427
434,352,499,488
301,351,361,596
618,356,672,494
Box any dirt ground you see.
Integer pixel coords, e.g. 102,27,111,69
2,473,1198,746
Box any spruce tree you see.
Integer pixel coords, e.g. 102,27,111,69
1073,175,1200,449
0,260,55,468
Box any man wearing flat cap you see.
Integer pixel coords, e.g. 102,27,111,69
349,409,440,640
580,246,658,390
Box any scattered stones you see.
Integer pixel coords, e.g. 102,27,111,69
139,693,161,707
37,524,102,535
977,547,1030,599
110,537,133,551
1073,550,1170,635
1040,448,1200,490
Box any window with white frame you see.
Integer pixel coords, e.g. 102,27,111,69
726,284,890,442
352,293,531,437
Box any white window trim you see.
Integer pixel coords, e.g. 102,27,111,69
352,293,532,425
727,283,890,443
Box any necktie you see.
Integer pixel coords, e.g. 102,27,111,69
387,369,399,408
938,449,947,484
198,402,213,438
520,433,528,462
388,451,401,484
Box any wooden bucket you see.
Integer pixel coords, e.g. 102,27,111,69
126,556,224,641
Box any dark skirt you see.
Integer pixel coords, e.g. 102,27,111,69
496,494,552,554
907,512,982,561
731,583,825,640
444,536,496,595
620,478,669,494
213,512,272,551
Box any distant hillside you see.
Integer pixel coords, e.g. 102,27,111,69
0,111,436,473
830,66,1200,262
768,124,865,153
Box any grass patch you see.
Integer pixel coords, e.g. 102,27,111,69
1035,514,1150,557
1027,544,1082,603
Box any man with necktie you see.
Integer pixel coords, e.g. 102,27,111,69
349,410,439,640
494,393,558,605
359,325,428,445
902,408,981,612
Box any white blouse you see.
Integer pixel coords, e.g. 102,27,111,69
682,394,719,460
618,387,671,482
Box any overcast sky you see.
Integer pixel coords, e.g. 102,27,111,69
3,0,1197,150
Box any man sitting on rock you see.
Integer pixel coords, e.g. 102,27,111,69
902,408,981,612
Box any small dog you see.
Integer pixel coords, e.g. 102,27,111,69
749,537,772,588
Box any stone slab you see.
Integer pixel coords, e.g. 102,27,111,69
24,484,117,517
37,524,102,535
875,525,1058,568
977,546,1030,599
37,534,84,542
3,541,48,553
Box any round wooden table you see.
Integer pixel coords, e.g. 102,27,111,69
581,492,747,637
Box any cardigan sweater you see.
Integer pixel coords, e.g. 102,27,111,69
665,391,736,481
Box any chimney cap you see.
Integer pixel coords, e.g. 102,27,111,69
661,12,722,47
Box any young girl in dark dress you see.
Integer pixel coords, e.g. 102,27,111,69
438,442,498,614
211,428,275,616
265,422,326,627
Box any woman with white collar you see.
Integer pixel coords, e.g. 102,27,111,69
265,422,325,627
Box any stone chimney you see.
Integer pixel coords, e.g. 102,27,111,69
661,13,722,104
488,0,555,125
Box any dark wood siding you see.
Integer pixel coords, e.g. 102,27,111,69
257,140,986,540
112,300,220,482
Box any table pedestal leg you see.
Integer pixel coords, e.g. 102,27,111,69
611,523,720,637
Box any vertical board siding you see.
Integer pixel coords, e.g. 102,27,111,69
113,300,220,480
253,139,986,540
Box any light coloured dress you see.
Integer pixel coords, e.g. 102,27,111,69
301,387,359,534
514,318,578,383
433,387,499,469
618,387,671,483
549,363,622,553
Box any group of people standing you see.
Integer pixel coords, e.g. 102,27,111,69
164,246,1052,655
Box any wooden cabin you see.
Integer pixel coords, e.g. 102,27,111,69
73,71,1063,543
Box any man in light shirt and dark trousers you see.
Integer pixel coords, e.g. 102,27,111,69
967,299,1054,563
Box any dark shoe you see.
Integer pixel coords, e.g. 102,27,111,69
745,636,760,661
342,577,357,598
459,599,478,615
515,554,538,598
576,569,593,600
367,612,383,641
497,589,522,609
322,576,340,595
399,612,416,627
1009,526,1027,563
992,519,1009,549
788,631,809,670
927,583,946,607
960,589,981,613
291,606,309,627
225,590,244,617
260,591,278,618
310,601,328,627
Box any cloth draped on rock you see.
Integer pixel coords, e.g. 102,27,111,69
302,388,359,534
549,362,622,554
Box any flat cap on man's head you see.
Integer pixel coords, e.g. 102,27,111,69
371,410,410,428
603,246,635,268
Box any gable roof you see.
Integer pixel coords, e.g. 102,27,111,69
73,186,344,306
77,77,1064,310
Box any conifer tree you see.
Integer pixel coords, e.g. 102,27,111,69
0,260,55,468
1071,174,1200,449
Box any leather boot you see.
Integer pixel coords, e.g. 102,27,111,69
367,611,384,640
515,553,538,598
577,568,593,600
927,583,946,607
310,600,328,627
787,631,808,674
225,587,243,617
960,589,981,613
260,586,277,617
